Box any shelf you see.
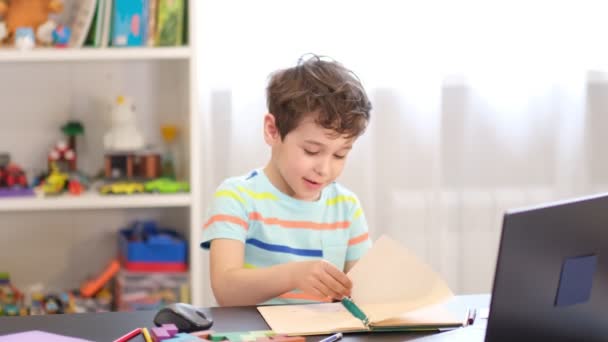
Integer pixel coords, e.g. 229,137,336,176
0,193,192,211
0,47,192,63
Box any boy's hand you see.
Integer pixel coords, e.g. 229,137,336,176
293,260,352,300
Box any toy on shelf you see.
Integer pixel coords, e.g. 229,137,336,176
104,96,145,152
0,0,64,46
99,181,144,195
104,150,161,180
80,260,120,298
36,18,55,45
0,21,6,43
0,273,24,317
14,26,33,49
61,120,84,156
103,95,164,181
48,140,76,172
50,23,69,47
144,178,189,194
39,161,68,196
116,270,189,312
119,220,187,272
40,120,89,196
2,281,113,316
160,124,178,179
0,153,35,198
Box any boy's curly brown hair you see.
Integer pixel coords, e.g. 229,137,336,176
266,54,372,140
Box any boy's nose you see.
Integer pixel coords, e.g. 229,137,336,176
314,158,331,176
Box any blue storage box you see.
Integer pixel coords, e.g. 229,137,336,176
119,220,187,264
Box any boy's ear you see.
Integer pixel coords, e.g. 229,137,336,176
263,113,281,145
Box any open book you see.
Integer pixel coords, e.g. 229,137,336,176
257,235,464,335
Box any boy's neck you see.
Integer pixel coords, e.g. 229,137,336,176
263,163,292,197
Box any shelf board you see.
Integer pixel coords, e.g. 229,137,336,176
0,192,192,211
0,47,192,63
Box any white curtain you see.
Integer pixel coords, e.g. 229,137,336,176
196,0,608,305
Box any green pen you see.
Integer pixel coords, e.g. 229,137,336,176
341,296,370,328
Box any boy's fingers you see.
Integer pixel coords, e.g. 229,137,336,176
309,285,329,300
319,272,348,298
313,282,341,300
323,262,353,289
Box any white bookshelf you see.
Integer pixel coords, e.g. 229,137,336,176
0,0,206,307
0,193,192,211
0,47,192,62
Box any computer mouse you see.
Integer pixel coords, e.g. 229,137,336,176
154,303,213,332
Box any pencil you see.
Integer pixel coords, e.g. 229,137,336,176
141,327,153,342
113,327,141,342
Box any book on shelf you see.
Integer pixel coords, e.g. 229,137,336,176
257,236,464,336
155,0,185,46
67,0,98,48
111,0,149,47
146,0,160,46
100,0,113,47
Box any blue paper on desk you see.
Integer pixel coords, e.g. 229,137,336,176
0,330,93,342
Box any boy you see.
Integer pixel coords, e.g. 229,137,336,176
201,54,372,306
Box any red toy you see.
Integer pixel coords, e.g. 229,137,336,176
0,163,27,188
48,140,76,172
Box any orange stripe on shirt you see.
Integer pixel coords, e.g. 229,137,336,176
249,212,350,230
348,232,369,246
203,214,248,230
278,292,332,302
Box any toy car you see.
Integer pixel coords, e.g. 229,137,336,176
144,178,189,194
100,182,144,195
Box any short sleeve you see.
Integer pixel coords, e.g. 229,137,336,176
201,182,249,249
345,196,372,261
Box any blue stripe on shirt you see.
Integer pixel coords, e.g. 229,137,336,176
246,238,322,257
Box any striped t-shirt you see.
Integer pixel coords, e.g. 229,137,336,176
201,169,372,305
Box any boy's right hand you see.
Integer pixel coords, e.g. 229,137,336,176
292,260,352,300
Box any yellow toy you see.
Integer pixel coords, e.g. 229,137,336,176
99,182,144,195
42,162,68,195
0,0,64,45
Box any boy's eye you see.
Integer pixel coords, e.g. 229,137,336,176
334,154,346,160
304,149,319,155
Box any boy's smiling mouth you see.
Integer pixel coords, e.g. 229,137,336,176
303,177,323,189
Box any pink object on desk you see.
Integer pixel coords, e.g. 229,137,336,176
151,327,172,340
0,330,93,342
161,324,178,336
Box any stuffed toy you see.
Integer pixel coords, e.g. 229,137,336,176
0,0,64,45
104,96,146,151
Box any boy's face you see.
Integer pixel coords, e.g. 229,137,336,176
264,113,355,201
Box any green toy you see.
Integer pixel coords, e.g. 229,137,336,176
144,178,189,194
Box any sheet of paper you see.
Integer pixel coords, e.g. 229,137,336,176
372,303,462,327
0,330,93,342
348,235,454,322
257,302,365,335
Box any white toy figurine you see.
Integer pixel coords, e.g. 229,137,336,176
104,96,145,151
15,27,35,50
36,20,57,45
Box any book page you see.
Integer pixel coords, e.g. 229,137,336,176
348,235,454,323
257,302,366,335
372,303,463,328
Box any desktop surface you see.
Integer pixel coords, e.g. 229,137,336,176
0,295,489,341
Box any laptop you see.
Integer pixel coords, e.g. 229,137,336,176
417,193,608,342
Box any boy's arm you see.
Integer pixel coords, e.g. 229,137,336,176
210,238,352,306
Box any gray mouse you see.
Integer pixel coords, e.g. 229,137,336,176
153,303,213,332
